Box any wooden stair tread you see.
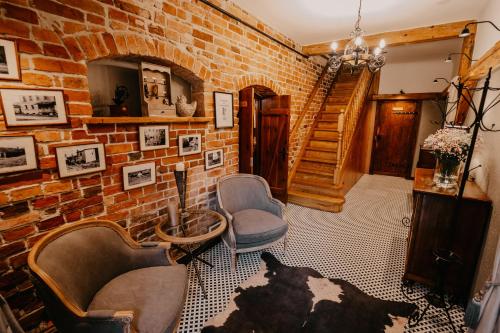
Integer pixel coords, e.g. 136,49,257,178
306,146,335,152
297,166,334,176
301,156,336,164
288,189,345,213
309,137,338,142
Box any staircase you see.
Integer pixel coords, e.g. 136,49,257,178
288,68,371,212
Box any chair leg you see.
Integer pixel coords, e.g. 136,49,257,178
231,250,237,272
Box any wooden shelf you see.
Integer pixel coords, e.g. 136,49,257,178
83,116,210,124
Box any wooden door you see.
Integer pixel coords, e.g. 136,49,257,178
371,100,421,178
259,95,290,202
238,87,254,174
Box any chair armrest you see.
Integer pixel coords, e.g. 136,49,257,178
128,242,174,268
263,198,286,219
76,310,133,333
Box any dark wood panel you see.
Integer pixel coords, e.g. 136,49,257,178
259,95,290,203
404,168,492,302
371,100,421,178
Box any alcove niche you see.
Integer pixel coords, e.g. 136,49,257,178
87,56,206,122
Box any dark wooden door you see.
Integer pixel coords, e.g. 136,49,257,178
371,100,421,178
259,95,290,202
238,87,254,174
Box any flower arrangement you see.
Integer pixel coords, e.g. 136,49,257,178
424,128,472,189
423,128,471,162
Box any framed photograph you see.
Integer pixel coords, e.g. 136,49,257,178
139,125,169,151
0,136,37,175
214,92,234,129
0,88,68,127
178,134,202,156
205,149,224,170
122,162,156,190
0,39,21,81
56,143,106,178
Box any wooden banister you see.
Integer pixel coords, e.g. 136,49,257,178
334,68,373,184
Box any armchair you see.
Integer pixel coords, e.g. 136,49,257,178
216,174,288,269
27,220,187,333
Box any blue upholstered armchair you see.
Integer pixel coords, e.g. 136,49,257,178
216,174,288,269
28,220,187,333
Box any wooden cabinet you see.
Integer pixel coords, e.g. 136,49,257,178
404,168,492,301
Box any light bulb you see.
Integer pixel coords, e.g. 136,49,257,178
330,41,338,51
373,47,381,56
354,36,363,46
379,39,386,49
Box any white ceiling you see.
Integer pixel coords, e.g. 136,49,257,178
385,39,462,64
232,0,488,45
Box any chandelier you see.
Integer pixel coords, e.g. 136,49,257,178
328,0,386,74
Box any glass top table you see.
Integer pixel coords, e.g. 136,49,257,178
155,208,226,298
155,209,226,244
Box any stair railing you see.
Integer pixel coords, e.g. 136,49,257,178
334,68,373,184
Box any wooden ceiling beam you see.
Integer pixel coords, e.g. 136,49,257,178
302,20,475,56
464,40,500,81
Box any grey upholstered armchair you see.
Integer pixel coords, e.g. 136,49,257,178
28,220,187,333
216,174,288,269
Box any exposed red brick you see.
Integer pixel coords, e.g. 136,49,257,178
0,241,26,260
115,0,150,19
76,35,97,60
2,225,36,242
32,0,84,22
0,18,29,38
64,90,90,103
32,196,59,209
148,24,164,37
43,43,70,59
33,58,87,75
32,27,60,44
37,216,64,231
109,8,128,22
87,13,105,25
1,3,38,24
21,73,53,87
62,76,88,89
63,0,105,16
101,33,118,55
16,39,41,54
193,29,213,43
63,21,86,34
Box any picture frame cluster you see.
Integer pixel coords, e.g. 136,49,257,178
0,37,228,190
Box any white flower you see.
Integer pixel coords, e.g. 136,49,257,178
423,128,471,161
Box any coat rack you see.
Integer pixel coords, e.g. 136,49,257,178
402,67,499,332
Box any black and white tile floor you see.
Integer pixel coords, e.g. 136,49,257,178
177,175,465,333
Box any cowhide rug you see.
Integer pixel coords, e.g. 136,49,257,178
202,252,417,333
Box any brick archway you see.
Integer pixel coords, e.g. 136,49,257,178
78,32,211,83
235,74,286,95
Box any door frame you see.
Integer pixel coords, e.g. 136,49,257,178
369,99,422,179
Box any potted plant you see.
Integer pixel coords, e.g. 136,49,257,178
109,85,129,117
423,128,471,189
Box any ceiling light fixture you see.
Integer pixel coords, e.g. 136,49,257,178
459,21,500,37
328,0,386,74
444,53,476,63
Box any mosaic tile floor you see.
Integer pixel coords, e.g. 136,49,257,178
177,174,465,333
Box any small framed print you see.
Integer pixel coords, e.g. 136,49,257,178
139,125,169,151
123,162,156,191
56,143,106,178
0,39,21,81
205,149,224,170
0,88,68,127
214,92,234,129
178,134,201,156
0,136,37,175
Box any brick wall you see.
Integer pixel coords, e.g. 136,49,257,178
0,0,331,329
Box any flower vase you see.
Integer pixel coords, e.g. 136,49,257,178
434,157,461,189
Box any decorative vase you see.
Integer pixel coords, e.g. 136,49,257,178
434,157,461,189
